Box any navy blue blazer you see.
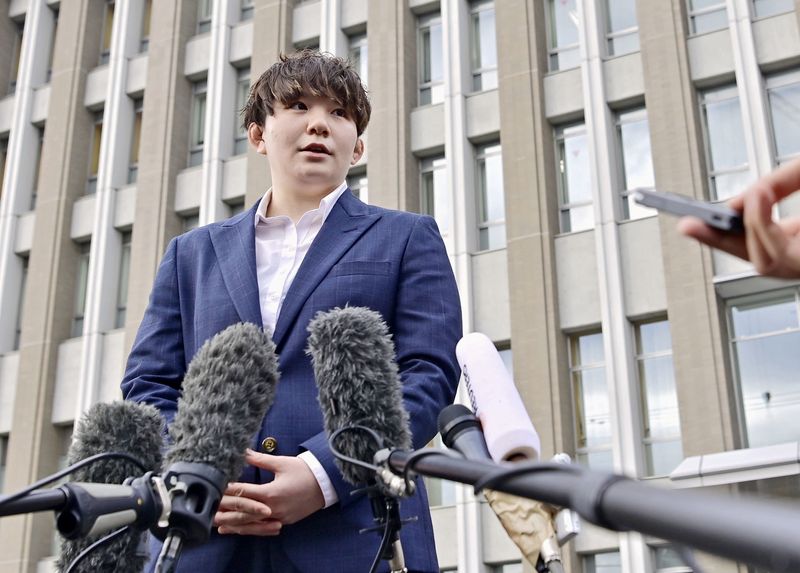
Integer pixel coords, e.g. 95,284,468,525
121,190,462,572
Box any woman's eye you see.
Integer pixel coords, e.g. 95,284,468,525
332,108,347,118
290,101,307,110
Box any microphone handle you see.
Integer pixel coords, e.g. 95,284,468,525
0,489,68,516
387,449,800,572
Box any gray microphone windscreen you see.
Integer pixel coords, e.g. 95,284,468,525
56,400,164,573
307,306,411,485
164,322,279,482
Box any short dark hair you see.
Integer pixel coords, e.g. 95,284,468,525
241,49,371,136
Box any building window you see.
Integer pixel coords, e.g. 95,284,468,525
652,545,693,572
0,136,8,202
99,0,115,65
87,112,104,194
418,13,444,106
729,291,800,448
347,172,368,203
13,256,28,350
9,20,23,94
605,0,639,57
423,435,456,507
420,156,449,236
490,564,523,573
636,319,683,477
140,0,152,52
46,8,59,81
240,0,254,21
688,0,728,34
752,0,794,18
189,80,207,167
570,332,613,472
547,0,580,72
128,99,143,183
766,70,800,165
182,213,199,232
556,123,593,233
71,243,91,338
700,85,751,201
584,551,622,573
470,1,498,91
197,0,213,34
617,107,656,220
30,127,45,210
349,34,368,86
476,142,505,251
115,232,131,329
234,68,250,156
0,436,7,492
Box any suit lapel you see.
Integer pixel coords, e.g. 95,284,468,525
208,202,263,328
272,192,381,349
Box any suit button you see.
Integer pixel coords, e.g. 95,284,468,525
261,436,278,454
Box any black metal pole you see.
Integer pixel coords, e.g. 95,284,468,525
0,489,68,517
388,450,800,572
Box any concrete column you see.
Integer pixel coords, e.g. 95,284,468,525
0,0,106,570
244,0,294,208
366,0,416,211
320,0,347,56
636,0,738,457
124,0,197,353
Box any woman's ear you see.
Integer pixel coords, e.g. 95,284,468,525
351,138,365,165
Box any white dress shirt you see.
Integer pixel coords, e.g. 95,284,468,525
253,181,349,508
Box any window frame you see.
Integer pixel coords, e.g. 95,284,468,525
603,0,640,57
475,141,506,251
469,0,498,92
751,0,795,19
765,69,800,166
86,111,104,195
188,80,208,167
417,12,444,106
71,242,92,338
348,33,368,86
546,0,580,72
197,0,213,34
115,231,132,329
99,0,115,65
687,0,728,35
555,122,594,233
615,106,657,221
419,155,449,235
234,68,250,156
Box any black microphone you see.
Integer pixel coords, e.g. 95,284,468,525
437,404,491,461
153,322,279,573
55,400,164,573
307,306,412,572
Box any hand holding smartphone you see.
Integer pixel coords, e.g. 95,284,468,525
633,188,744,234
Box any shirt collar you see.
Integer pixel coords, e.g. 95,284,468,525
254,181,349,227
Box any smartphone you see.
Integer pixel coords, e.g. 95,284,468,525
633,188,744,234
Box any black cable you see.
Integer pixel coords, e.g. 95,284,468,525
64,525,131,573
401,448,463,495
0,452,147,511
367,504,394,573
328,425,385,475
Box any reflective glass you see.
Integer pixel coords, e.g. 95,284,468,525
471,5,497,88
713,169,753,201
561,130,592,203
639,320,672,354
654,545,688,570
421,158,449,235
585,551,622,573
769,81,800,161
705,95,748,171
691,2,728,34
607,0,637,32
479,147,505,222
753,0,794,18
550,0,579,49
576,367,611,448
609,32,639,56
578,449,614,472
551,47,580,71
479,225,506,251
564,204,594,233
646,439,683,476
577,331,605,364
734,332,800,447
620,114,655,188
731,297,797,337
641,356,680,438
623,193,656,220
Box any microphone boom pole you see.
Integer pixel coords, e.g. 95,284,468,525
386,449,800,572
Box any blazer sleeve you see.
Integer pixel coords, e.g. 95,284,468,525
121,237,186,427
300,215,463,507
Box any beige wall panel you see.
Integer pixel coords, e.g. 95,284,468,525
496,0,572,466
471,249,511,342
410,103,445,154
619,217,668,318
637,0,738,463
465,89,500,141
687,30,735,86
555,231,601,330
603,52,644,107
366,0,417,212
753,12,800,69
124,0,197,353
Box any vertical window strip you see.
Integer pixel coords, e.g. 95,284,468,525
13,256,28,350
197,0,213,34
420,156,449,236
128,99,143,183
140,0,152,52
476,142,506,251
470,1,497,91
555,122,594,233
87,112,104,194
115,232,132,328
240,0,254,22
9,20,24,94
687,0,728,34
605,0,640,57
751,0,794,18
100,0,115,65
234,68,250,156
71,243,92,338
418,13,444,106
349,34,368,86
189,80,207,167
547,0,580,72
766,70,800,165
616,107,656,220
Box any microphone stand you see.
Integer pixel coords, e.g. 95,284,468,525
360,489,407,573
386,449,800,573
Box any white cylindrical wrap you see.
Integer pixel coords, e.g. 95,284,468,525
456,332,541,461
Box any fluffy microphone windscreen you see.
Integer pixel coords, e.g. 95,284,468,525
164,322,279,482
56,400,164,573
307,306,411,485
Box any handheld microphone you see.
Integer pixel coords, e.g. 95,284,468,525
456,333,540,462
154,322,279,573
437,404,491,461
55,400,164,573
308,306,412,573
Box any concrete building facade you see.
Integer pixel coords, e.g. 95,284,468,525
0,0,799,571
